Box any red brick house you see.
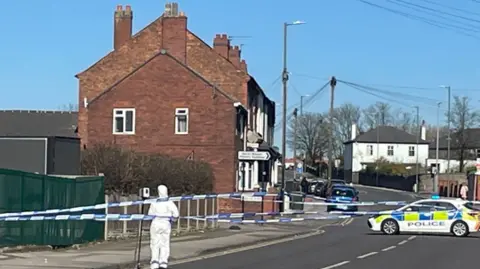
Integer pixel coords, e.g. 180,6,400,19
76,3,277,211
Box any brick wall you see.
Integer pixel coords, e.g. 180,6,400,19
86,53,238,193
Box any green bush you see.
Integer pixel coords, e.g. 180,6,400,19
80,144,213,195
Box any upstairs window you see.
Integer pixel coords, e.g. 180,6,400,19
366,145,373,156
113,108,135,134
175,108,189,134
408,146,415,157
387,145,394,156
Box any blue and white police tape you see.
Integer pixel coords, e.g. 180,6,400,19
289,201,408,206
0,192,280,218
0,213,352,223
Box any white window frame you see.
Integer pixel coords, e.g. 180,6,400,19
408,146,415,157
387,145,394,156
112,108,135,135
366,145,373,156
175,108,189,134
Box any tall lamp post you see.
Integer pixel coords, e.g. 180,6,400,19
440,85,451,177
300,94,310,115
435,102,442,194
281,20,305,212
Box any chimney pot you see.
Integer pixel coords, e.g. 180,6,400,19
116,5,123,11
351,122,357,140
114,5,133,50
213,33,230,59
234,45,239,50
125,5,131,11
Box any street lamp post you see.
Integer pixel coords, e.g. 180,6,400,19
440,85,451,193
300,94,310,115
281,20,305,212
435,102,442,194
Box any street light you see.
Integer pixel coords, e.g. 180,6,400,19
434,102,442,194
281,20,306,212
439,85,451,177
300,94,310,115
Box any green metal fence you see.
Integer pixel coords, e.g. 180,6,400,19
0,168,104,247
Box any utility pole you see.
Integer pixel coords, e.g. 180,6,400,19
327,76,337,181
435,102,441,194
293,108,298,179
414,106,420,193
280,22,288,212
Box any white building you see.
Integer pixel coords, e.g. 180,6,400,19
344,123,430,174
237,88,279,192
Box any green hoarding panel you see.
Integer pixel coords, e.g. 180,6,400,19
0,168,105,246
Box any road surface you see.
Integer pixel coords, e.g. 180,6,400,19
171,186,479,269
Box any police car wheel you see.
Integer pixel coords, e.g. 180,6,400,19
451,221,469,237
381,219,399,235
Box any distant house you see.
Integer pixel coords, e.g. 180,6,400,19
426,128,480,173
0,110,80,174
343,123,430,174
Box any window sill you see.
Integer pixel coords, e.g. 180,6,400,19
175,132,189,135
113,132,135,135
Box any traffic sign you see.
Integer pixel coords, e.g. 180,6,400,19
238,151,271,161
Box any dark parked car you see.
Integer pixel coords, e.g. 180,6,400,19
307,179,326,194
319,179,346,198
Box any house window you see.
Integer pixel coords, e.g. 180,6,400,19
408,146,415,157
387,145,394,156
175,108,189,134
113,108,135,134
366,145,373,156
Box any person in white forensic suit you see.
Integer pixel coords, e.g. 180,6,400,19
149,185,179,269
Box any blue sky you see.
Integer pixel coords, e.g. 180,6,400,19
2,0,480,151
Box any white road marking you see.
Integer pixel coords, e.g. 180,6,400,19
320,261,351,269
357,252,378,259
398,240,408,245
381,246,396,252
407,236,416,240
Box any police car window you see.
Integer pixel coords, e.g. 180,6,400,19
332,189,354,197
464,202,480,210
419,201,456,211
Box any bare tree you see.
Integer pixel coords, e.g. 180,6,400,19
362,102,394,129
287,112,327,165
393,108,416,133
424,124,449,143
333,103,362,153
58,103,79,112
448,96,480,172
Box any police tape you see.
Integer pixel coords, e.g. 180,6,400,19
0,192,280,218
0,213,353,223
0,190,415,218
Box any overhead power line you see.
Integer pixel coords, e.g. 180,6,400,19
355,0,480,40
392,0,480,24
387,0,480,33
420,0,480,17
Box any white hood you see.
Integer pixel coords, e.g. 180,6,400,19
158,185,169,198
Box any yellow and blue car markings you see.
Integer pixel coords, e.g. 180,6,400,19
373,210,474,223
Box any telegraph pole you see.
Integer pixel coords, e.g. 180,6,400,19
327,76,337,181
435,102,441,194
293,108,298,179
414,106,420,192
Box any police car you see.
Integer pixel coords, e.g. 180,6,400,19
367,196,480,237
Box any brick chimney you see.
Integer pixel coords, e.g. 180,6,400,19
114,5,133,50
228,45,241,68
240,59,247,72
162,2,187,63
213,34,230,59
